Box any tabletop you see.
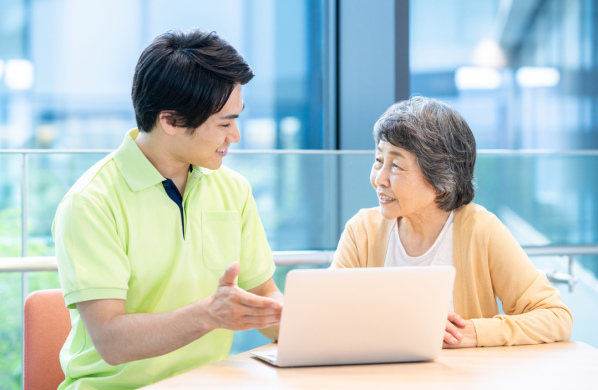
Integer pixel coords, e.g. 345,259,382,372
142,341,598,389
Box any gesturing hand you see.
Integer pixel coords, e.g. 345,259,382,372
206,262,282,331
443,312,477,349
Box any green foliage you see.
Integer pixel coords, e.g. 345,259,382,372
0,271,59,390
0,208,21,258
0,204,57,390
0,273,22,390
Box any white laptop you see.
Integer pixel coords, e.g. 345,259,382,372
251,266,455,367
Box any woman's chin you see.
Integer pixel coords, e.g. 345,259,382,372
379,206,400,220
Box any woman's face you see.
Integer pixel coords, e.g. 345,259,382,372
370,140,439,220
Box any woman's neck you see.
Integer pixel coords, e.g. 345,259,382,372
397,208,451,257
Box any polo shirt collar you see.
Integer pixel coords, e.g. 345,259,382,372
198,167,215,176
113,129,166,192
114,129,216,192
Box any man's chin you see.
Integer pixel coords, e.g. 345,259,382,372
199,161,222,171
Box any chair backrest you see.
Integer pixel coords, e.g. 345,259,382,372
24,289,71,390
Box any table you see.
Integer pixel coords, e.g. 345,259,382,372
143,341,598,389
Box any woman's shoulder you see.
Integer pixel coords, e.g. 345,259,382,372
454,202,502,233
354,206,383,219
349,207,387,224
346,207,395,233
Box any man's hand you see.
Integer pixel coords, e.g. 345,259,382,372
206,262,282,331
443,312,477,349
75,262,283,365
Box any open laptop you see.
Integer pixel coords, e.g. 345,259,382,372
251,266,455,367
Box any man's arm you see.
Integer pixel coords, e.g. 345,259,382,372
249,277,284,341
76,262,282,366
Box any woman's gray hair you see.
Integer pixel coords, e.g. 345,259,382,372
373,96,476,211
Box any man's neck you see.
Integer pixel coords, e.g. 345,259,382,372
135,131,189,195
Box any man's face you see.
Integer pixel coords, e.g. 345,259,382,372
173,84,243,170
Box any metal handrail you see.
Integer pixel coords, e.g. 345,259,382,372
1,245,597,273
2,149,598,291
522,244,598,256
2,149,598,328
0,149,376,155
0,252,335,273
2,149,598,155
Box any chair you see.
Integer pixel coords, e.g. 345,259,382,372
23,289,71,390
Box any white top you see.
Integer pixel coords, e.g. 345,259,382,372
384,212,455,312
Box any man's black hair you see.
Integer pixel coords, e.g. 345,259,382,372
132,29,254,133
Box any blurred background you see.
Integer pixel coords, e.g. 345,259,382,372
1,0,598,388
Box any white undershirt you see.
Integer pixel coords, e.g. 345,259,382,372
384,212,455,312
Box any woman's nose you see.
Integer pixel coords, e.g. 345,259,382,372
375,167,389,187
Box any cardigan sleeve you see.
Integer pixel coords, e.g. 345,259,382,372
471,216,573,347
331,213,364,269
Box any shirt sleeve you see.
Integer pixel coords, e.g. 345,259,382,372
471,217,573,346
236,183,276,291
53,192,131,309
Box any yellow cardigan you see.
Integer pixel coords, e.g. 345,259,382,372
331,203,573,347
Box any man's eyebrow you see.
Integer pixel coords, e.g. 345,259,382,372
220,113,239,120
219,103,245,120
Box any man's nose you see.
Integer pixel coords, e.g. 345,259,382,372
228,123,241,143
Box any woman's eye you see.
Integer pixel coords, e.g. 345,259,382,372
221,123,231,128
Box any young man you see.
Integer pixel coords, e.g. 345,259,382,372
52,29,283,389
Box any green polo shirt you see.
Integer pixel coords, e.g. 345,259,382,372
52,129,275,389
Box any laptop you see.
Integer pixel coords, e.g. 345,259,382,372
251,266,455,367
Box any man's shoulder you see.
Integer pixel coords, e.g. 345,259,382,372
62,153,121,203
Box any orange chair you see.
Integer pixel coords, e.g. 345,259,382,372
23,289,71,390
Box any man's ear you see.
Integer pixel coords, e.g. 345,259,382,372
157,111,179,136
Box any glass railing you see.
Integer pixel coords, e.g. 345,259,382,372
1,149,598,389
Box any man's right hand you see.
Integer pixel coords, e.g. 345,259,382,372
206,262,282,331
76,262,282,365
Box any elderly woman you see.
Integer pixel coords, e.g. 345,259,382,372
332,96,572,348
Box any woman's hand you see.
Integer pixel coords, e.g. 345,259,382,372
443,312,477,348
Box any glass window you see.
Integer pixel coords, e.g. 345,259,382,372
0,0,325,150
410,0,598,349
410,0,598,150
0,2,326,388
